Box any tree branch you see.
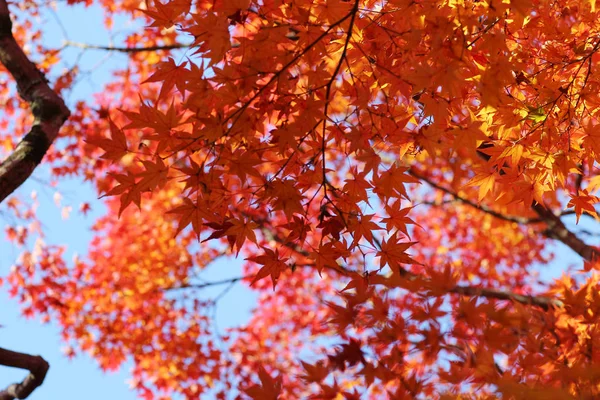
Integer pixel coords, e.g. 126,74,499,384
0,1,62,395
392,265,561,310
0,347,49,400
167,265,561,310
0,0,70,203
410,168,600,262
256,213,561,309
64,41,191,53
165,275,250,291
409,168,539,224
449,284,562,310
532,203,600,261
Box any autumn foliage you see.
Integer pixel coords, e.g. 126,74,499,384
5,0,600,398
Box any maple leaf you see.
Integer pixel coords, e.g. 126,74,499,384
316,215,346,241
466,170,496,202
310,241,350,275
121,100,186,141
341,272,371,297
278,216,312,244
167,198,209,237
102,172,142,216
381,202,420,237
246,248,289,289
136,157,169,192
507,177,548,207
327,339,366,372
355,149,381,176
424,265,459,296
213,0,250,17
225,217,258,255
300,360,329,383
343,168,371,203
175,159,207,194
270,126,299,155
142,0,191,28
79,202,91,216
583,121,600,158
85,118,128,161
376,233,417,271
372,165,420,201
265,179,305,220
308,380,348,400
586,173,600,195
452,121,489,151
224,149,263,184
143,58,189,99
243,365,282,400
188,13,231,65
315,0,353,23
348,214,382,247
325,298,358,333
498,143,527,167
567,190,599,223
202,220,235,244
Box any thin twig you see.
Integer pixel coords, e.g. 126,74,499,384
409,168,540,224
64,40,191,53
165,275,251,291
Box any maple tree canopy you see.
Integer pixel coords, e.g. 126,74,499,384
3,0,600,398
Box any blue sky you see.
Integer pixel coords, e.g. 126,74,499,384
0,2,592,399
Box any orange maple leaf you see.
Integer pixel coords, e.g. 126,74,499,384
376,233,417,271
167,198,211,237
243,365,282,400
466,171,496,202
300,360,329,383
567,190,599,223
143,58,189,99
225,217,258,255
85,118,128,161
142,0,191,28
246,248,289,289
